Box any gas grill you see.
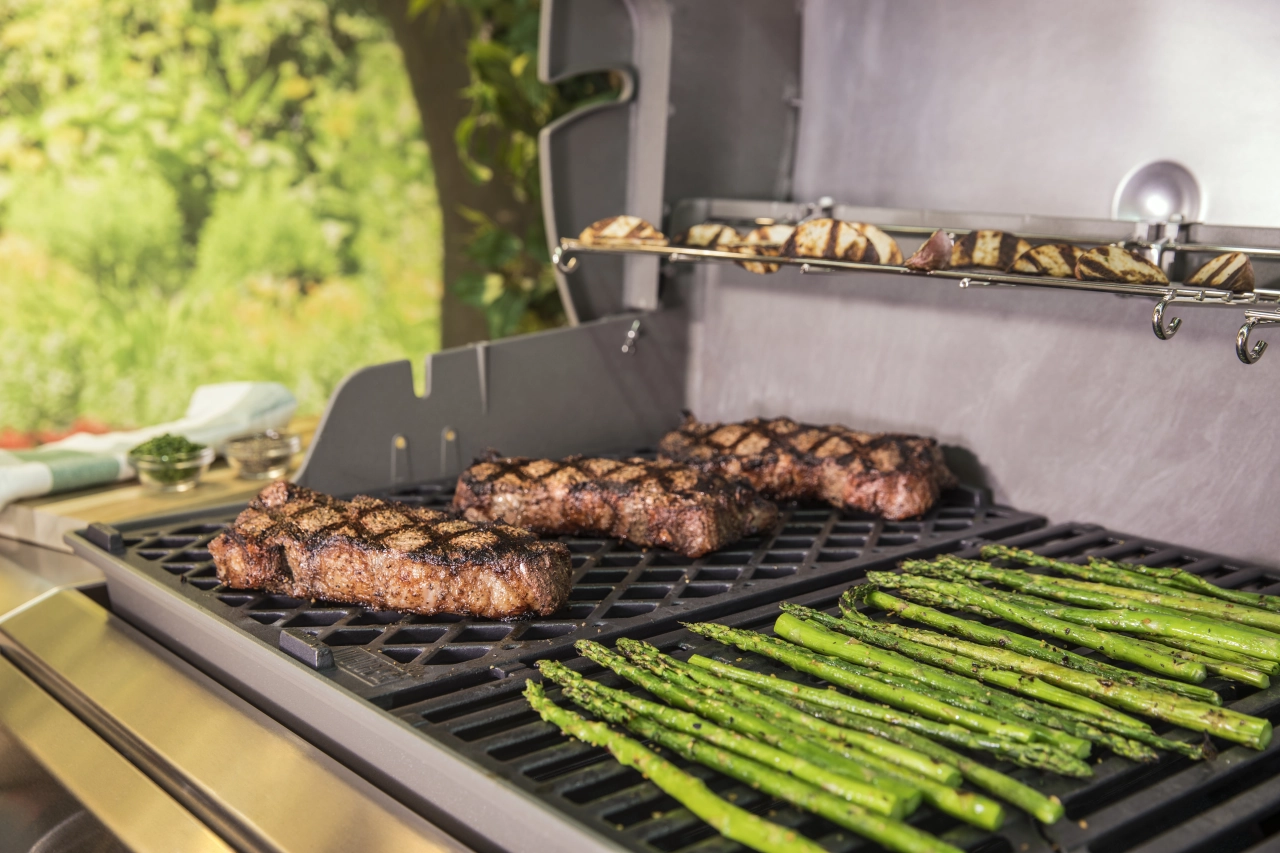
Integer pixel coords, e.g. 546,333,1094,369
7,1,1280,851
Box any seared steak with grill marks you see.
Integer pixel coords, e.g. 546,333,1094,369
659,416,956,520
452,455,778,558
209,482,572,618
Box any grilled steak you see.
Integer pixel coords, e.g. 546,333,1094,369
452,455,778,558
659,416,957,520
1188,252,1254,293
950,230,1032,271
209,482,572,618
1012,243,1086,278
1075,245,1168,284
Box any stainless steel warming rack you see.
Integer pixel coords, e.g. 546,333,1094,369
552,216,1280,364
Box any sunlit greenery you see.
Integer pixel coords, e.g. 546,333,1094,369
440,0,618,337
0,0,441,434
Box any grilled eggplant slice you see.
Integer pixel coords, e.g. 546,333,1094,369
904,229,954,271
578,216,667,247
1075,246,1169,284
1012,243,1087,278
950,230,1032,271
782,219,901,264
735,224,795,274
677,222,739,249
855,222,903,264
1188,252,1254,293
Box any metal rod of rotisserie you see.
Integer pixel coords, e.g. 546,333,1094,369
556,240,1280,306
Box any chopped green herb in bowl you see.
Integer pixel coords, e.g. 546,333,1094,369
128,433,214,491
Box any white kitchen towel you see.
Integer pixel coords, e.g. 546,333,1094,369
0,382,296,509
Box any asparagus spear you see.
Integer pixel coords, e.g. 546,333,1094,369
884,569,1206,682
613,643,1006,832
684,621,1182,761
807,606,1271,749
920,557,1280,639
615,639,963,787
574,640,922,808
549,679,964,853
1110,635,1271,689
838,649,1172,762
1143,634,1280,675
685,653,1078,768
678,622,1037,742
782,607,1149,731
846,587,1222,704
537,661,908,818
687,655,1073,821
685,652,1082,775
911,580,1275,683
524,682,828,853
754,610,1101,754
1032,603,1280,666
983,545,1280,613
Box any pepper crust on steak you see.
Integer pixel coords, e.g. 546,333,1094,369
658,416,957,520
209,482,572,618
452,455,778,558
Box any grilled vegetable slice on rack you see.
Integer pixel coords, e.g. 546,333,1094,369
676,222,740,248
524,682,826,853
1188,251,1254,293
949,230,1031,271
782,219,902,264
1012,243,1086,278
854,222,904,264
735,224,795,274
577,215,667,246
904,229,954,271
1074,245,1168,284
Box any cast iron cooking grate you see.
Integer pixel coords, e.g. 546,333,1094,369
390,523,1280,853
88,474,1040,707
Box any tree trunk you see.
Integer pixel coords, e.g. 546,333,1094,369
375,1,538,348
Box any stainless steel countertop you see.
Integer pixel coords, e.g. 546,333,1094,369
0,538,472,853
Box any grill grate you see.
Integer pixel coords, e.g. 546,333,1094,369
91,475,1040,707
389,523,1280,853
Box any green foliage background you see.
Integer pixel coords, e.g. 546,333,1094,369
0,0,443,433
439,0,617,338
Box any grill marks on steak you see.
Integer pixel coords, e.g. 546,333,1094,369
452,455,779,558
658,416,957,520
209,482,572,619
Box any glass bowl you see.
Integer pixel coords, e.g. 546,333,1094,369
128,446,215,492
225,431,301,480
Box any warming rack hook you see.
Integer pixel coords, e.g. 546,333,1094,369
1152,294,1181,340
1237,311,1280,365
